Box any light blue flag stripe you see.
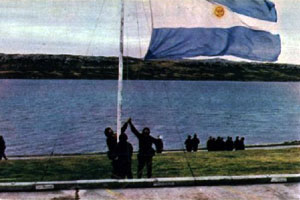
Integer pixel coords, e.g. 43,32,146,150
209,0,277,22
145,26,281,61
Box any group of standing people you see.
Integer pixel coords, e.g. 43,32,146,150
104,118,163,179
184,134,200,152
207,136,245,151
105,122,246,179
184,135,245,152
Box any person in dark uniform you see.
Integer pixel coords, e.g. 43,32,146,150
192,134,200,152
215,137,223,151
211,137,217,151
234,136,240,150
128,118,159,178
185,135,193,152
0,136,7,160
220,137,226,151
207,136,213,151
239,137,245,150
104,122,128,178
115,133,133,179
104,127,117,160
225,136,234,151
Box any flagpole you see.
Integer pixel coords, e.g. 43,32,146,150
149,0,154,31
117,0,124,140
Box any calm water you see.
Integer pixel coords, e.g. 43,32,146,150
0,80,299,156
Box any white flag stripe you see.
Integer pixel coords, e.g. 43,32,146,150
151,0,278,34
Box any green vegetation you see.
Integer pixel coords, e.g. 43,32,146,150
0,148,299,182
283,140,300,145
0,54,299,81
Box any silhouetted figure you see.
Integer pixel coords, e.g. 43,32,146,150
211,137,217,151
155,135,164,153
128,119,159,178
185,135,193,152
225,137,234,151
234,136,240,151
104,127,117,160
236,137,245,150
215,137,220,151
115,133,133,179
192,134,200,152
240,137,245,150
221,137,226,151
104,123,128,178
215,137,225,151
0,136,7,160
207,136,213,151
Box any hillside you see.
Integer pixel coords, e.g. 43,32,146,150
0,53,299,81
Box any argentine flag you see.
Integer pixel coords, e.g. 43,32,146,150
145,0,281,62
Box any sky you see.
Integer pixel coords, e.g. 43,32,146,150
0,0,299,65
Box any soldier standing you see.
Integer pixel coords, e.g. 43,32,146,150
128,118,159,178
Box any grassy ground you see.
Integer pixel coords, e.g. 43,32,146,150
0,148,299,182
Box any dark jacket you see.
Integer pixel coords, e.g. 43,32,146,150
207,138,213,151
106,134,117,152
185,138,193,152
129,123,158,157
116,141,133,162
225,139,234,151
106,123,129,160
234,138,240,150
0,138,6,152
192,137,200,151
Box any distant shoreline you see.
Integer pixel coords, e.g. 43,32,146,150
0,54,299,81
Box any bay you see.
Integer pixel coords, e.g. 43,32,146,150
0,79,299,156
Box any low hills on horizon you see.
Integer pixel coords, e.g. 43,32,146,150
0,53,299,81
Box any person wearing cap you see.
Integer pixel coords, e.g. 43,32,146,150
104,127,117,160
225,136,234,151
115,133,133,179
234,136,240,150
128,118,159,178
104,122,129,178
185,135,193,152
192,134,200,152
237,137,245,150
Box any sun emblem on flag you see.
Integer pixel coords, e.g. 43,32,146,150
214,5,225,18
